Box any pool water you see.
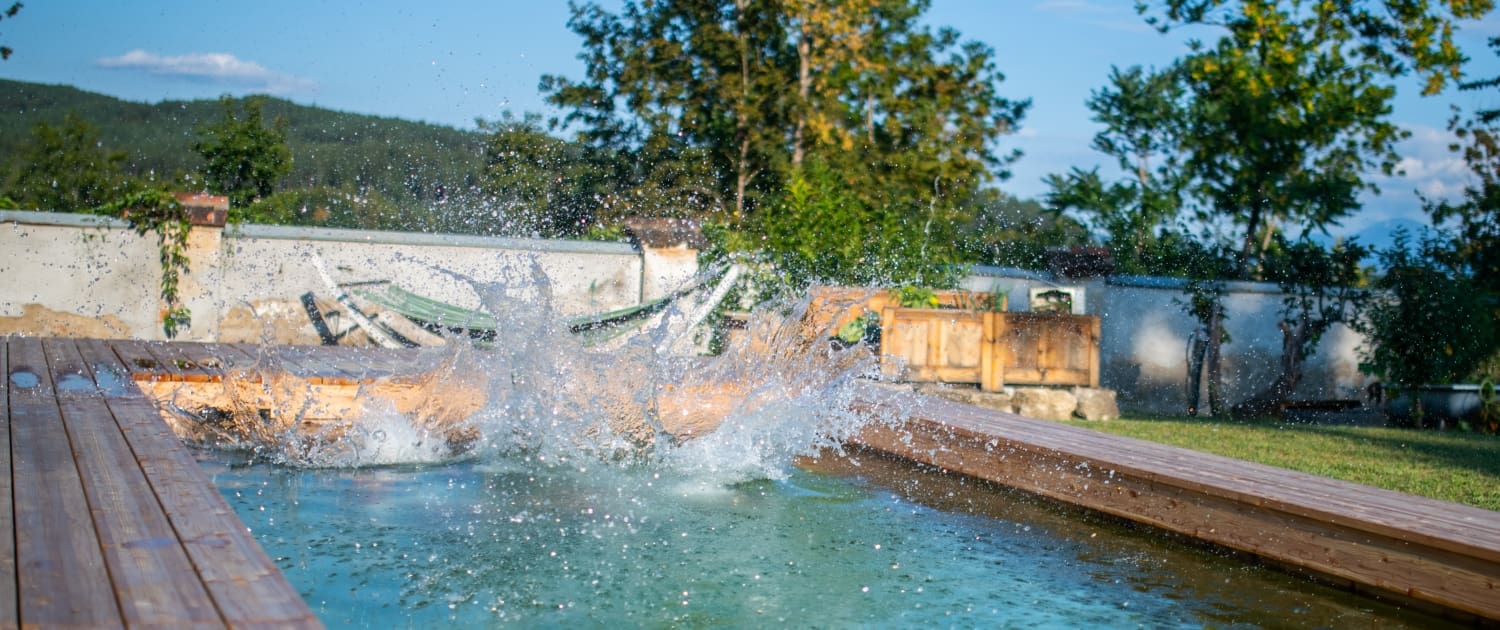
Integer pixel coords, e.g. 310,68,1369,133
202,449,1451,628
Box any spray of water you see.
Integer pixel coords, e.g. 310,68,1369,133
175,262,895,481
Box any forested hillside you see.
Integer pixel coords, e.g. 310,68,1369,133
0,78,488,218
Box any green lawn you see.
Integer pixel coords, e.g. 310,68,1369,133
1058,416,1500,511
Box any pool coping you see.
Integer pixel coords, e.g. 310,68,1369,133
846,381,1500,623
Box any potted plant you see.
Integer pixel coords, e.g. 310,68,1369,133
1359,230,1499,428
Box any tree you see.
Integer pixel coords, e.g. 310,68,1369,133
1117,0,1493,415
1136,0,1495,271
3,112,128,211
1045,65,1188,274
955,191,1089,270
1235,237,1370,416
542,0,1028,222
1,2,21,60
542,0,786,219
1427,36,1500,293
193,96,292,208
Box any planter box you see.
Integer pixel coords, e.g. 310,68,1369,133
1384,384,1483,427
878,308,1099,392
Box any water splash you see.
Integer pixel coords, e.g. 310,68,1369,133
166,261,891,480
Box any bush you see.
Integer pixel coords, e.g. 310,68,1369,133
1359,229,1499,390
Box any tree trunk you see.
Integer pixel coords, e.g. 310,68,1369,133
1205,304,1225,416
1233,318,1323,417
793,33,811,170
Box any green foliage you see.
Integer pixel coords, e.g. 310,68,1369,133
1045,65,1187,269
1427,37,1500,294
1,2,20,60
954,190,1088,270
0,80,490,230
1261,236,1371,361
833,310,880,346
1117,1,1493,275
240,186,404,230
543,0,1029,221
476,114,630,237
748,159,962,292
96,189,192,338
3,112,129,211
893,285,938,309
1358,229,1500,390
1138,1,1492,96
193,96,292,208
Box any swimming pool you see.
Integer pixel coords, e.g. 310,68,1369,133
202,449,1449,628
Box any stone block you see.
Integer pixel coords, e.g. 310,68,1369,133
1012,387,1078,421
1073,387,1120,421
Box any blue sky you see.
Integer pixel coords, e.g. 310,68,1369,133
4,1,1498,239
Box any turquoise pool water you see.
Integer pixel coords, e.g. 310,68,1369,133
201,449,1449,628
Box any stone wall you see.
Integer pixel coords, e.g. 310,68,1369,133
0,210,676,342
962,266,1372,416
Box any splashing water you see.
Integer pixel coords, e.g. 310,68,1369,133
455,265,888,484
181,263,891,482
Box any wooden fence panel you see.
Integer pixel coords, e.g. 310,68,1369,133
879,309,1100,391
879,308,985,385
995,313,1099,387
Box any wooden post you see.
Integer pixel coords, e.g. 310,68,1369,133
981,311,1004,392
1088,316,1101,388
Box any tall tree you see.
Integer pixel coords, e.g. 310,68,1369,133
3,112,127,211
1137,0,1494,272
193,96,292,208
542,0,1028,221
1045,65,1188,274
1124,0,1493,415
1427,36,1500,292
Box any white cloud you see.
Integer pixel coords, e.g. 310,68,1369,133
1035,0,1155,34
1371,123,1472,200
96,49,316,94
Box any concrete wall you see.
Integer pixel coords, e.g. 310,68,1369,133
0,210,656,342
0,210,1371,414
965,266,1372,415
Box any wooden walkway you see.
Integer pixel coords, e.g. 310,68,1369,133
848,381,1500,623
2,336,336,629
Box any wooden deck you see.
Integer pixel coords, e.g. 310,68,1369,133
847,381,1500,623
2,336,333,629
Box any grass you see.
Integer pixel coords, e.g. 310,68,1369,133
1058,416,1500,512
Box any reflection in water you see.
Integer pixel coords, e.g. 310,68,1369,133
205,449,1452,629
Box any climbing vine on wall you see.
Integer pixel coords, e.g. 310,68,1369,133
98,189,192,338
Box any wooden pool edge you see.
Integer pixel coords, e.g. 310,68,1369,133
3,337,324,629
845,382,1500,624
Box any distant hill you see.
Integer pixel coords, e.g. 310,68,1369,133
0,78,489,214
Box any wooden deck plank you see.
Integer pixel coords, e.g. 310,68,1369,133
271,345,359,385
74,337,150,399
140,341,222,383
0,340,17,628
45,339,225,628
145,342,225,383
848,382,1500,621
7,337,123,628
939,403,1500,558
111,338,181,382
100,393,321,627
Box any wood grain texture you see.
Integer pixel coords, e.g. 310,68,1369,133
9,337,122,628
847,381,1500,621
4,338,324,629
0,340,16,629
44,338,224,628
